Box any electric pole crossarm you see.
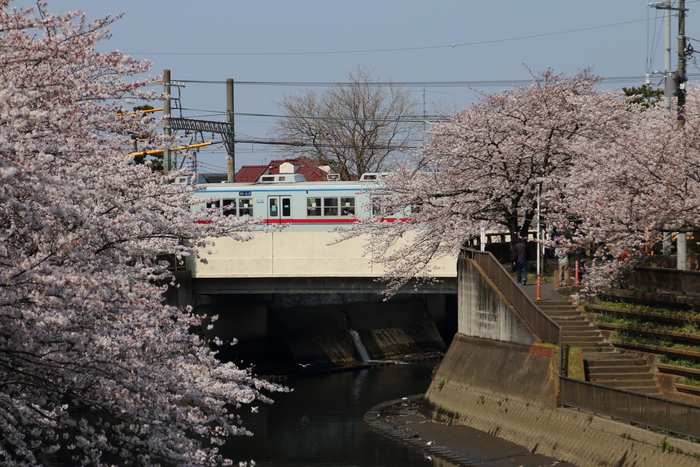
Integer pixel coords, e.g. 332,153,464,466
650,2,687,12
168,117,235,154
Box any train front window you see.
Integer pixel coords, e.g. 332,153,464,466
239,198,253,216
307,197,321,216
269,198,279,217
340,197,355,216
222,199,236,216
323,197,338,216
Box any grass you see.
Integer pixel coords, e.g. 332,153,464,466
596,313,700,335
539,343,584,380
596,300,700,319
679,376,700,387
567,346,584,380
613,331,700,352
658,355,700,370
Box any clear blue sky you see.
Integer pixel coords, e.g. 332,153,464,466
12,0,699,173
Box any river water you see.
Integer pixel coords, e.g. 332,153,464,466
222,362,437,466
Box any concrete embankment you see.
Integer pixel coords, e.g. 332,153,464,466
419,334,700,467
366,395,576,467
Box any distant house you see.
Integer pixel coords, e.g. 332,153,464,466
234,157,344,183
193,157,348,184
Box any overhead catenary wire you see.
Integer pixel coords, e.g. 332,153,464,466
173,75,699,87
125,18,652,58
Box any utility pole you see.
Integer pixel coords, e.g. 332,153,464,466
163,69,171,174
226,78,235,182
165,76,238,180
664,0,674,119
677,0,688,269
651,1,689,269
678,0,687,129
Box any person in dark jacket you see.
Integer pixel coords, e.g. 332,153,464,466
512,238,528,285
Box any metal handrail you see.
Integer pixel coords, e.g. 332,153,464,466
561,376,700,438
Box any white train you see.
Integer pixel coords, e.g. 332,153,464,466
185,173,391,231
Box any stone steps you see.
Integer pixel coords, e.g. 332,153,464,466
537,301,664,395
584,354,662,395
538,302,610,350
562,330,603,337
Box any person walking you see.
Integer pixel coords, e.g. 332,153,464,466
555,244,570,287
512,238,528,285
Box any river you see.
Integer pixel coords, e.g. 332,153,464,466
222,362,437,466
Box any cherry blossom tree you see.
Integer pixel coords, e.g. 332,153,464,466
0,2,284,465
339,69,634,295
546,84,700,292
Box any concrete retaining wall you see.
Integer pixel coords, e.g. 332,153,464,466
458,257,535,346
421,334,700,467
423,334,557,410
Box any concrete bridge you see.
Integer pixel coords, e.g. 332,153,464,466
188,230,457,295
178,231,458,365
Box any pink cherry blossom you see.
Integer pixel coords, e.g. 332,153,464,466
340,69,660,296
0,2,285,465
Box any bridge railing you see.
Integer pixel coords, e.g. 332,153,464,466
561,377,700,438
461,248,561,346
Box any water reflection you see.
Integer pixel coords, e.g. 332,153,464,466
223,362,437,466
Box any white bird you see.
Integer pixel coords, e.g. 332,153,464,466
297,363,311,368
250,406,258,413
426,441,433,446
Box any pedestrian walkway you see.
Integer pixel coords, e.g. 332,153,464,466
520,279,565,302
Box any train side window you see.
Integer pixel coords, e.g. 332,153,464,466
340,197,355,216
307,197,321,216
282,197,291,217
239,198,253,216
206,199,221,210
222,199,236,216
323,197,338,216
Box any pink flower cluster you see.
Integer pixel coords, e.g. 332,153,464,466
0,2,285,466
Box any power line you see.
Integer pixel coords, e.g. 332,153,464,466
127,18,650,58
174,74,700,88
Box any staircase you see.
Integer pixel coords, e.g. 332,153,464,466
585,356,662,395
536,301,662,395
536,302,613,353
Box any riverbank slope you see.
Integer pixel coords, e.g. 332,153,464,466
416,333,700,467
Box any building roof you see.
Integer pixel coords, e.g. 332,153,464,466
235,157,337,183
234,165,268,183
